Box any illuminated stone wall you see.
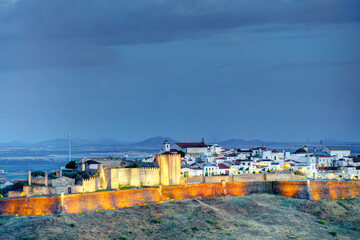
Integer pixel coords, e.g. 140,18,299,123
114,168,160,187
156,154,181,186
1,181,360,216
185,173,305,184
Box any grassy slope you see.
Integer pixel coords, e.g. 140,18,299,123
0,194,359,240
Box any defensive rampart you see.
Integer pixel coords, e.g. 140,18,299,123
1,180,359,216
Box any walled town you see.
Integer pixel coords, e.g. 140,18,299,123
4,139,359,198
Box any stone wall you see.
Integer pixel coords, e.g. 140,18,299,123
1,180,360,216
113,168,160,187
185,173,305,184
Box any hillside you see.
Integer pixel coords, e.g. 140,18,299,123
0,194,359,240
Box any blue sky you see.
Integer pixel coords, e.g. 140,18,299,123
0,0,359,142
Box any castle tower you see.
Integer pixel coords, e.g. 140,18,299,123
163,140,171,153
156,153,181,186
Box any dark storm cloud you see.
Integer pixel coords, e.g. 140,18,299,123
1,0,360,45
0,0,359,71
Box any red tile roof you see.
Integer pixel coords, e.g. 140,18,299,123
218,163,230,169
175,142,207,148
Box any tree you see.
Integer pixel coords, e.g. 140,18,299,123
31,171,45,177
65,160,77,170
177,150,186,158
125,163,138,168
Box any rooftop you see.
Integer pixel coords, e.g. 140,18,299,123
175,142,207,148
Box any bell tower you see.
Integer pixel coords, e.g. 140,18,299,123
163,139,171,153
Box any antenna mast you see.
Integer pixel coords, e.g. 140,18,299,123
68,133,71,162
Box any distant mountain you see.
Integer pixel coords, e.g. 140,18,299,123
217,139,263,148
0,140,29,147
0,137,359,151
130,136,178,148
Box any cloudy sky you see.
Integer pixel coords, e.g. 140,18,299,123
0,0,359,143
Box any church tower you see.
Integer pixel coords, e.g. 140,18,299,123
163,139,171,153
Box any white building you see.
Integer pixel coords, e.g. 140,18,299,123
172,141,208,157
323,146,351,159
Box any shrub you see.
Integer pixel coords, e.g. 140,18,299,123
330,231,337,236
31,171,45,177
0,222,4,226
188,217,192,220
206,220,218,225
153,219,161,224
319,220,326,224
27,236,35,240
118,237,127,240
128,231,132,234
125,163,138,168
65,160,77,170
216,226,222,230
183,229,189,232
192,226,199,231
141,228,146,232
69,223,75,228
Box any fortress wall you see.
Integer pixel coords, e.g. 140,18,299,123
309,181,360,200
204,176,231,183
233,174,265,182
1,181,360,216
185,173,304,184
265,173,306,181
273,181,310,199
63,188,162,214
0,195,61,215
140,168,160,186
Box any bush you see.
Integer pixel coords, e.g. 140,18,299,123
206,220,218,225
141,228,146,232
153,219,161,224
31,171,45,177
216,226,222,230
192,226,199,231
319,220,326,224
183,229,189,232
27,236,35,240
69,223,75,228
65,161,77,170
125,163,138,168
330,231,337,236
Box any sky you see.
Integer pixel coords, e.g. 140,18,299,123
0,0,359,143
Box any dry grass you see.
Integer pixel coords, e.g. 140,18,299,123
0,194,359,239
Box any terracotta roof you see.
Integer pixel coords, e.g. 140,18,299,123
272,149,278,153
218,163,230,169
175,142,207,148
